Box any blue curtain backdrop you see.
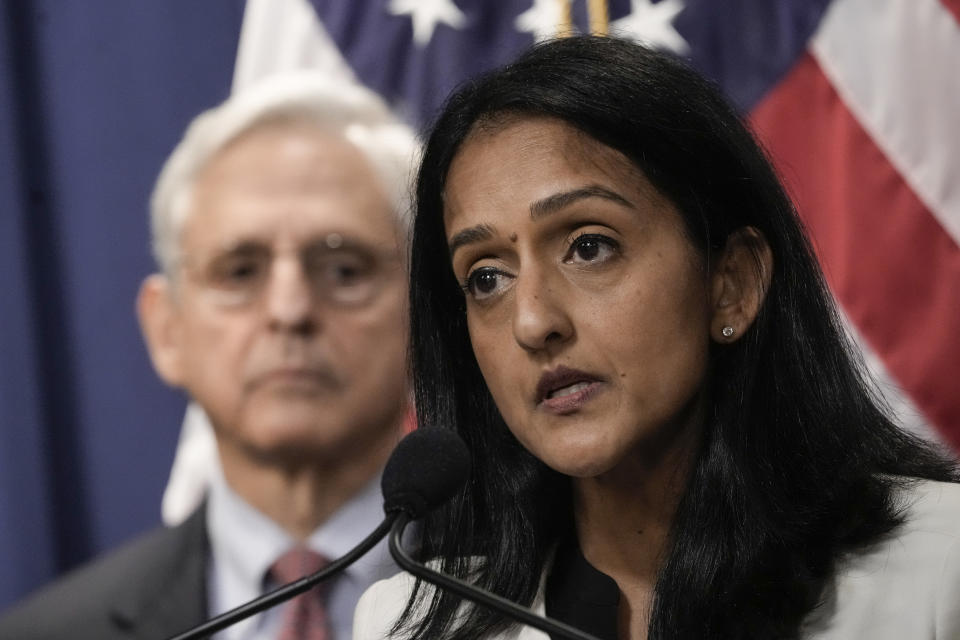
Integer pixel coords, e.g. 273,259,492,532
0,1,244,609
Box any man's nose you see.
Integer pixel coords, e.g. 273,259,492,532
265,257,316,332
511,267,574,353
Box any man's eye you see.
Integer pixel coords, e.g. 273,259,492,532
565,234,618,264
210,258,264,286
464,267,510,300
227,261,260,280
318,258,371,286
334,264,360,280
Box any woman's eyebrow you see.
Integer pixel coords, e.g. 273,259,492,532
530,185,634,219
448,224,496,258
447,186,634,258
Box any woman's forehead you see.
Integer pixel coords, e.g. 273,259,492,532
458,114,616,162
443,116,664,220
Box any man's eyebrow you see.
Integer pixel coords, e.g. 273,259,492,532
208,239,269,258
530,185,634,219
448,224,496,258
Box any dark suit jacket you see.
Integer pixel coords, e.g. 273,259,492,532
0,507,208,639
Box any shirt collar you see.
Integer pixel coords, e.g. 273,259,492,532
206,463,391,606
303,468,393,590
207,465,294,610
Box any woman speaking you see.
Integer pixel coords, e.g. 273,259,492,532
355,36,960,639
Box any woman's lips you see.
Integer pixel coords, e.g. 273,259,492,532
536,366,604,414
540,381,603,414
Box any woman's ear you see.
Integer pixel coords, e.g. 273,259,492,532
709,227,773,343
137,274,186,387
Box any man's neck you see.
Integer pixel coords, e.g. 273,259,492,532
217,428,400,540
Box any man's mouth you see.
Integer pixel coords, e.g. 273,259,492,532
247,365,340,392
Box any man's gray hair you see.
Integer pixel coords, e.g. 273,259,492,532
150,72,419,275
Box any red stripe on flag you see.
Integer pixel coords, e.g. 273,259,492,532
941,0,960,25
750,52,960,449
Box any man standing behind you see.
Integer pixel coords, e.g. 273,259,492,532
0,73,418,639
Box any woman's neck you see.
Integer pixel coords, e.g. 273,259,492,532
571,419,701,639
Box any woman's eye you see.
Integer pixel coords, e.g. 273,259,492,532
565,234,618,264
464,267,511,300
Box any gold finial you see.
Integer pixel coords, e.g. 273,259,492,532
587,0,609,35
556,0,575,37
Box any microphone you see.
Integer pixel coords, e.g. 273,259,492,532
386,451,602,640
166,427,468,640
381,425,471,518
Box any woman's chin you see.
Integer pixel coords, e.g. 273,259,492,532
537,445,621,479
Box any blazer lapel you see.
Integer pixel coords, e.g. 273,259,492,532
110,506,209,639
514,563,551,640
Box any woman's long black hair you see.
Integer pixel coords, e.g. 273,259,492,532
402,35,956,639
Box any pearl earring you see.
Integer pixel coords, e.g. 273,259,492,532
721,326,735,338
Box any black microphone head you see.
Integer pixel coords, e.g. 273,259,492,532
382,427,470,519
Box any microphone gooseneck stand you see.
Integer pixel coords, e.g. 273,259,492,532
165,427,601,640
388,513,602,640
167,515,396,640
165,426,469,640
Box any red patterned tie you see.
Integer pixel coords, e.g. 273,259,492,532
269,547,331,640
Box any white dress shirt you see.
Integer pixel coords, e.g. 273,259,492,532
206,465,397,640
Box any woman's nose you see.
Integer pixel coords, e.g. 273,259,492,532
511,268,574,353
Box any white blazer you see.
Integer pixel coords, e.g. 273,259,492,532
354,480,960,639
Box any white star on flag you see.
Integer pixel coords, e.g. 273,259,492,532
515,0,569,42
611,0,690,55
388,0,467,47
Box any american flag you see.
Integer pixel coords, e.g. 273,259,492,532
233,0,960,448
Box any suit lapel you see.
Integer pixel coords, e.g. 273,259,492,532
110,506,209,639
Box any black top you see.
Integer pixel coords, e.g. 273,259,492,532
545,534,620,640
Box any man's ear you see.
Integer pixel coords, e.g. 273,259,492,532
137,274,186,387
709,227,773,343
